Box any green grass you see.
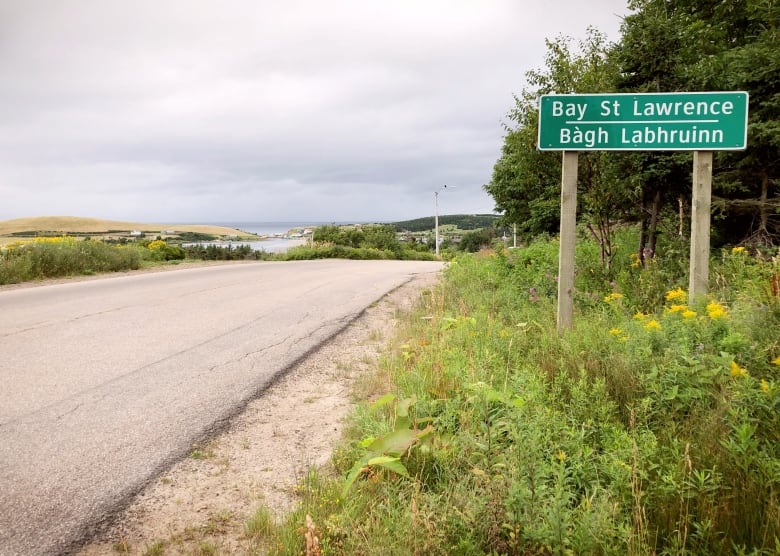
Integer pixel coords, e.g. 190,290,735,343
142,541,166,556
0,237,143,284
244,506,274,540
0,235,437,286
277,243,435,261
256,227,780,555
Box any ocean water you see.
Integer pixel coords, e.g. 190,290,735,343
198,222,323,253
182,222,366,253
216,222,320,236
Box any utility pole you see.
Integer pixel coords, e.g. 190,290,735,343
434,185,449,257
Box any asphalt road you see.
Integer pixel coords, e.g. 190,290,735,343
0,259,443,555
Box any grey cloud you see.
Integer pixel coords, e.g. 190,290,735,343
0,0,627,223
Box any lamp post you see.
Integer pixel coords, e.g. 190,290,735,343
434,185,449,257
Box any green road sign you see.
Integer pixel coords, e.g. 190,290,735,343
538,92,748,151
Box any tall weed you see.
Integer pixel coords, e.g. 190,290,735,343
0,237,141,284
261,230,780,555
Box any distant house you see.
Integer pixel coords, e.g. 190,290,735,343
130,230,143,237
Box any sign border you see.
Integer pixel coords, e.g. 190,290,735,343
537,91,749,152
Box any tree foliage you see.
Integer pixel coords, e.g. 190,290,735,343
485,0,780,251
314,224,402,255
392,214,499,232
485,28,632,268
616,0,780,248
458,228,497,252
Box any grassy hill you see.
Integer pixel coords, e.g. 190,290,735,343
391,214,499,232
0,216,254,238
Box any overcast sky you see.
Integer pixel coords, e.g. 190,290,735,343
0,1,628,224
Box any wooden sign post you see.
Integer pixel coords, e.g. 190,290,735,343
538,92,748,331
689,151,713,300
557,152,578,331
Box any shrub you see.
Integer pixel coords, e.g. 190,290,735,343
0,237,141,284
458,228,496,252
146,240,185,261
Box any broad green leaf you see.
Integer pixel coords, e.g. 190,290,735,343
367,456,410,477
367,427,417,456
370,393,396,410
358,436,376,448
341,455,370,498
485,388,506,403
395,416,412,430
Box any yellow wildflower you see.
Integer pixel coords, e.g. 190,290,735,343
633,311,648,321
682,309,697,320
665,288,687,304
644,319,662,332
667,304,688,313
729,361,749,378
731,246,746,254
557,450,566,463
760,379,770,392
706,301,729,320
33,235,74,245
772,356,780,366
147,240,167,251
630,253,642,268
609,328,623,337
604,292,624,303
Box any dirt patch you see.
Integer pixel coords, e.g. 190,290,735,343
78,271,439,555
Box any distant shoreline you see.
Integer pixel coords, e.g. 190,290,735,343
185,237,309,254
0,216,257,238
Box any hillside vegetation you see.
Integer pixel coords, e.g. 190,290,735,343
392,214,499,233
250,227,780,555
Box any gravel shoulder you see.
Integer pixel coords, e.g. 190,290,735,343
77,269,440,555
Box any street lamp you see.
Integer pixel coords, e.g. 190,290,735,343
434,184,451,257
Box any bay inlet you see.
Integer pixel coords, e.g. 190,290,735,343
194,222,318,254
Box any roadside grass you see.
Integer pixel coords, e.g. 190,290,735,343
0,236,200,285
0,237,144,284
251,228,780,555
277,243,435,261
0,236,436,285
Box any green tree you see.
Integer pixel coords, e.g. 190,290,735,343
363,225,400,253
485,112,560,237
458,228,496,253
715,0,780,245
611,0,700,261
615,0,780,247
313,225,344,244
485,28,630,269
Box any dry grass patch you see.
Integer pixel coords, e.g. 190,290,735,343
0,216,252,237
